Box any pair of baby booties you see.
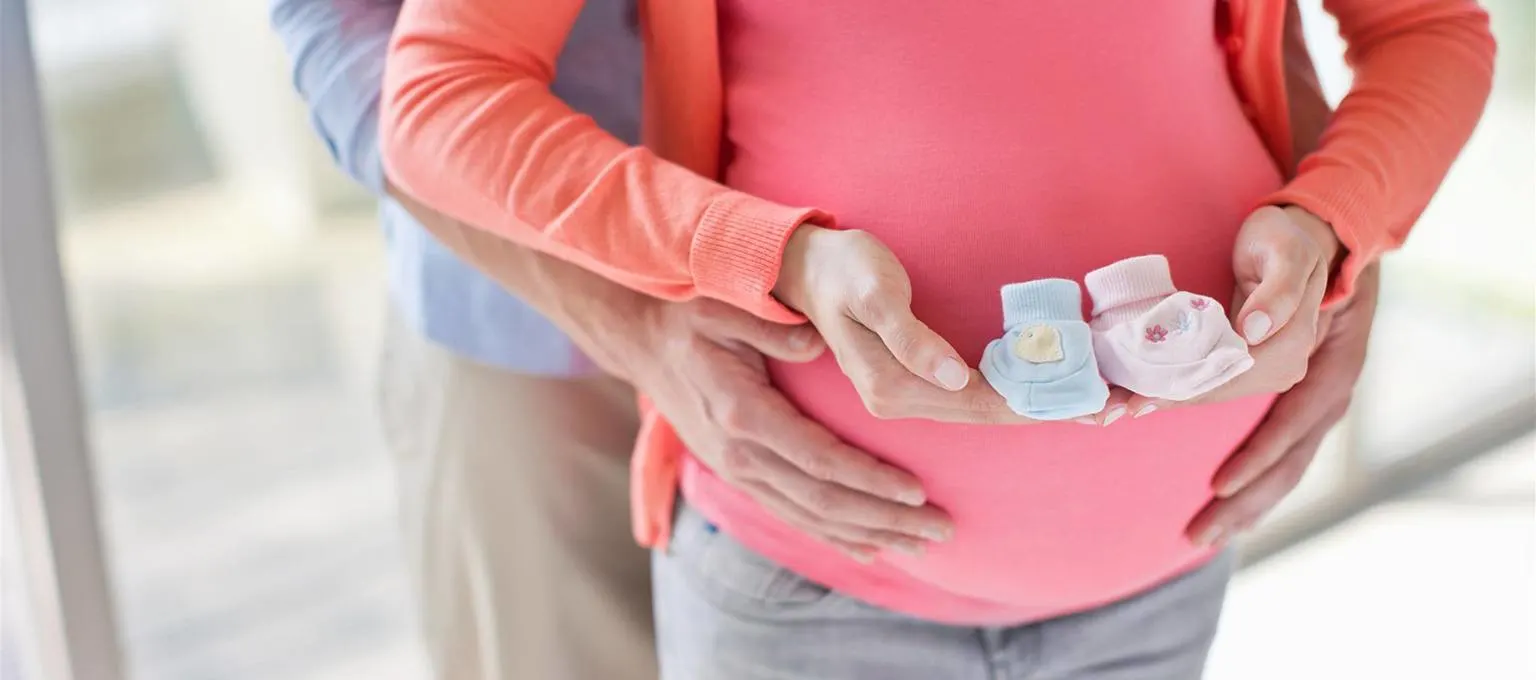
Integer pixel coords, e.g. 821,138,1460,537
979,255,1254,420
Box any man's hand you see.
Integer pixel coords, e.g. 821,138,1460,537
620,298,955,561
1116,205,1341,419
1187,263,1380,545
775,225,1037,424
385,186,954,561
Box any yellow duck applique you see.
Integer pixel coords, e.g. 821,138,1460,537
1012,324,1064,364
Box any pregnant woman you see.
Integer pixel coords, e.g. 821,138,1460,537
379,1,1494,677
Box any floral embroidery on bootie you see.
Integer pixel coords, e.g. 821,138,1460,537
1173,310,1196,334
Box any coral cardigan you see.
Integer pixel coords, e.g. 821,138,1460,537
380,0,1495,548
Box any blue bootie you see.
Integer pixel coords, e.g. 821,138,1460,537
980,279,1110,420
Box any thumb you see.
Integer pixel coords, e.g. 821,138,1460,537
1233,207,1313,345
860,301,969,392
704,307,826,363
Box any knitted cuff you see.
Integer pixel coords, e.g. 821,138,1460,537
1084,255,1177,318
1000,279,1084,329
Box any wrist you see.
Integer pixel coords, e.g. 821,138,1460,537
572,284,664,382
1282,205,1345,276
514,253,662,381
772,222,830,312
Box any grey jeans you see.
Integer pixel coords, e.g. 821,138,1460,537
653,503,1232,680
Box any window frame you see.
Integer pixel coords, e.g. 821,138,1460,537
1,1,126,677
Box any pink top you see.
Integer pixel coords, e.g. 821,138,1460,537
681,0,1285,624
381,0,1493,558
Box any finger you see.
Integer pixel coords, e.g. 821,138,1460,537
750,448,955,541
1094,388,1131,426
1212,318,1357,494
1211,385,1343,498
743,488,878,561
829,539,881,564
1233,207,1318,345
818,321,931,419
1187,299,1319,404
1124,393,1171,419
868,369,1039,425
1311,306,1337,354
744,481,923,560
699,302,826,363
826,324,1012,422
743,387,930,505
941,370,1041,424
1069,386,1127,424
1187,424,1327,546
1108,386,1168,421
850,294,969,392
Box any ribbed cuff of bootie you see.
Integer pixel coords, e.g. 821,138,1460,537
1000,279,1084,329
1085,255,1177,318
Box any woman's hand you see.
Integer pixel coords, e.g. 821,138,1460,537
1112,206,1342,419
774,225,1034,423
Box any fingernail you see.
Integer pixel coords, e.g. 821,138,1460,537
897,489,927,507
1243,312,1272,345
1101,405,1127,427
847,551,875,564
1134,404,1157,418
1074,417,1096,425
789,330,813,351
922,525,953,542
890,542,925,557
934,358,969,391
1194,526,1226,547
1215,477,1243,498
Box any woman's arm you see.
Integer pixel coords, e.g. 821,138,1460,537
387,184,955,557
1265,0,1496,303
380,0,822,323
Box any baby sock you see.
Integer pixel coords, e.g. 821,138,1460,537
980,279,1109,420
1084,255,1253,401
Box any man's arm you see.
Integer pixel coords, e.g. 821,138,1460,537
381,184,655,379
267,0,949,555
388,186,953,558
1182,2,1381,543
1282,0,1331,179
268,0,398,193
1189,263,1379,545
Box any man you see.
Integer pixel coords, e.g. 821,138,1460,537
270,0,1379,678
272,4,656,678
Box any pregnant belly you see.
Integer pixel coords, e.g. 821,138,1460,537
769,355,1274,605
726,15,1286,603
758,154,1282,604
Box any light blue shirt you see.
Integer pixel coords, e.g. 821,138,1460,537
269,0,641,374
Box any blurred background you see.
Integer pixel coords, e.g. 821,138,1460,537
2,0,1532,679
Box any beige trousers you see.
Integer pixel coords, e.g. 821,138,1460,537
378,315,656,680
